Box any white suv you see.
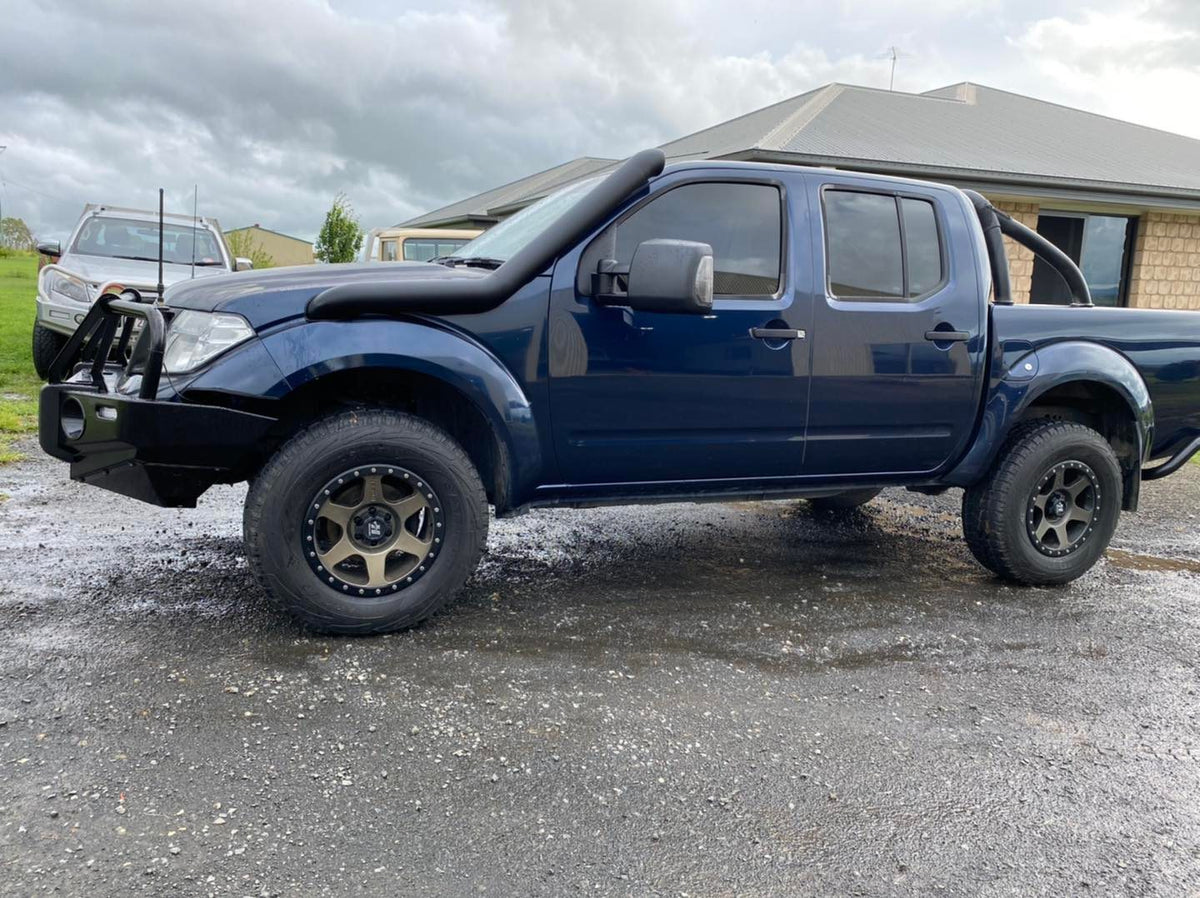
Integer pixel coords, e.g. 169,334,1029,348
33,205,247,378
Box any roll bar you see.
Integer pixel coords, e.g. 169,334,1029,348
308,148,667,320
963,189,1093,307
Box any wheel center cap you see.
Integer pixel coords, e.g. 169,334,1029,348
1047,492,1069,522
352,505,395,548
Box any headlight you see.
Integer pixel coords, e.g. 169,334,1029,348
43,269,91,304
163,310,254,374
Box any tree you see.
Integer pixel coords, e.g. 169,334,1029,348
225,229,275,270
0,217,35,251
314,193,364,263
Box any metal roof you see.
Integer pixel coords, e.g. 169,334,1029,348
404,82,1200,226
399,156,618,228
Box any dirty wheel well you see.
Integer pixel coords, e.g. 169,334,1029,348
1018,380,1140,504
261,369,508,510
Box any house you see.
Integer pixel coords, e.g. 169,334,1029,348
403,83,1200,310
224,224,314,266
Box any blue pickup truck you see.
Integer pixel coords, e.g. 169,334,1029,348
39,149,1200,633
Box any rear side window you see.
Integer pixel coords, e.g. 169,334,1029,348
824,190,944,300
586,182,783,296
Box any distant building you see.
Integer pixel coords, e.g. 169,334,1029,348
225,224,314,267
406,83,1200,310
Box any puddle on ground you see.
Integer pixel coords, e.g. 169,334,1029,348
1106,548,1200,574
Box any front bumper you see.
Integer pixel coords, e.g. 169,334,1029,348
36,292,92,337
39,292,275,507
40,384,275,507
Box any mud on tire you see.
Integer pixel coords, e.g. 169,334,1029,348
244,409,488,635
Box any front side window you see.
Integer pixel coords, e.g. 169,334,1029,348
824,190,944,300
604,182,783,296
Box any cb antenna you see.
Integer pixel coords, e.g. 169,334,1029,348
190,184,198,279
157,188,165,301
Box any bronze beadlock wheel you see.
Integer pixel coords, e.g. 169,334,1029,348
303,465,445,597
1025,459,1101,558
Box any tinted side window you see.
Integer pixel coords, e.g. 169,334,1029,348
825,191,903,298
901,198,942,297
825,191,944,300
612,183,782,296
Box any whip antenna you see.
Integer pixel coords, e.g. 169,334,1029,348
190,184,198,279
157,188,165,301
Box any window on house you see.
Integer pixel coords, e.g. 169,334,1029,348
605,182,783,296
823,190,944,300
1029,213,1137,307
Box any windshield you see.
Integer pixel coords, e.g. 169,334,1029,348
449,176,603,263
71,217,226,266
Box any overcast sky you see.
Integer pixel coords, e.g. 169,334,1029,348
2,0,1197,243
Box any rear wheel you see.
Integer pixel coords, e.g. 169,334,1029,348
962,419,1121,585
32,322,66,380
809,487,882,512
244,409,488,634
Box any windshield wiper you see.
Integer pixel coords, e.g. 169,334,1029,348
436,256,504,270
110,255,162,263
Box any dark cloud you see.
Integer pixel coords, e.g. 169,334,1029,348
0,0,1192,243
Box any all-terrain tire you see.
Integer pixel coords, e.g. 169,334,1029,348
244,409,488,634
962,419,1121,585
809,487,883,512
32,322,66,381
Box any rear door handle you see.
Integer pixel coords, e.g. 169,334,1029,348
749,327,806,341
924,329,970,343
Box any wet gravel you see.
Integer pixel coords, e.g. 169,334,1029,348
1,441,1199,896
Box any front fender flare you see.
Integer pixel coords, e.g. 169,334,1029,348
259,319,542,503
947,341,1153,506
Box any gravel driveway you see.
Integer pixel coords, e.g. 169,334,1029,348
2,442,1199,896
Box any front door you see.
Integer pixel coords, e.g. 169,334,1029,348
803,178,987,476
548,174,813,486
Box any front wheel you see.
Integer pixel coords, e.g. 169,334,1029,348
244,409,488,634
962,420,1122,585
32,322,66,380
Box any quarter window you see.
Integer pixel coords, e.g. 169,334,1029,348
603,182,783,296
824,190,944,300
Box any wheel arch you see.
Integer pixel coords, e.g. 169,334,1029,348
256,320,544,513
949,341,1153,510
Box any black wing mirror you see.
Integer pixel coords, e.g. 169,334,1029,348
595,239,714,314
36,240,61,258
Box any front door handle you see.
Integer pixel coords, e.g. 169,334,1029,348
750,327,806,341
924,329,970,343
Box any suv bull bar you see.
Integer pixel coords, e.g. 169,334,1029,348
39,292,276,507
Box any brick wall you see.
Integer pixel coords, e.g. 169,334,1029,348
1127,211,1200,310
988,199,1039,304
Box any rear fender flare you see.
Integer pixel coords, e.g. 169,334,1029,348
259,319,541,503
948,341,1153,504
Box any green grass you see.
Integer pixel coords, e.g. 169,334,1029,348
0,252,41,463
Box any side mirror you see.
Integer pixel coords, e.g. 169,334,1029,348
235,257,254,271
37,240,61,258
597,239,714,314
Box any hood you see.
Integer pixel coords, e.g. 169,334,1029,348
165,261,490,330
60,253,228,291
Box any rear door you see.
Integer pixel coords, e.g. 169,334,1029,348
803,176,987,475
